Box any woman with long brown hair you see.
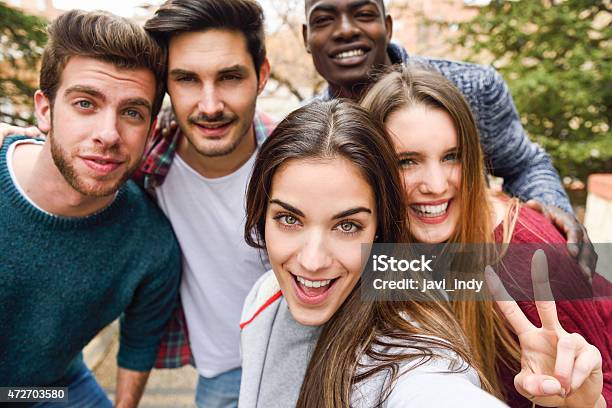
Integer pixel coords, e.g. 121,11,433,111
361,66,609,407
239,99,506,407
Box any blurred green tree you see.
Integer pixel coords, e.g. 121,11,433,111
0,2,47,125
456,0,611,181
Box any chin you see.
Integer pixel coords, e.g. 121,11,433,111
290,307,331,327
411,226,453,244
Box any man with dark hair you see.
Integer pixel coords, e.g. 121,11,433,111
0,9,180,408
302,0,595,271
135,1,273,406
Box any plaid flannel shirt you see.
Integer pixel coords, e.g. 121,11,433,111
133,111,277,368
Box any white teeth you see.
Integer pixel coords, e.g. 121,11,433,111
411,202,449,217
334,49,365,59
297,276,331,288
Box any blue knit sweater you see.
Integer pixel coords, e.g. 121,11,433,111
0,136,181,386
318,43,572,213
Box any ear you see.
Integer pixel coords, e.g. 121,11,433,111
257,58,271,96
385,14,393,43
302,24,310,54
34,90,51,133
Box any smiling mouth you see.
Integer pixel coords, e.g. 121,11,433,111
292,273,338,302
410,201,449,218
332,48,367,60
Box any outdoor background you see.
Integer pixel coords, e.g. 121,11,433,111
1,0,610,406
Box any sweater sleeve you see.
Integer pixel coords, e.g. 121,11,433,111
475,67,572,213
386,361,508,407
117,242,182,371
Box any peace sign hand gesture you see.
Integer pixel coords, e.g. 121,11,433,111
485,250,605,407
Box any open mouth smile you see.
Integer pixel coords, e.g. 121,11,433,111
409,200,452,224
291,272,339,305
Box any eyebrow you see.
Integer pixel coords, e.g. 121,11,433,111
64,85,151,113
270,199,305,217
169,68,197,78
219,65,249,76
121,98,152,114
64,85,105,101
398,147,458,157
269,199,372,220
332,207,372,219
309,0,378,17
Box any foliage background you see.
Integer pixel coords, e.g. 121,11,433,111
455,0,611,181
0,1,46,126
0,0,610,181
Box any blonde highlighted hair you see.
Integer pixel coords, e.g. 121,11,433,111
361,66,522,399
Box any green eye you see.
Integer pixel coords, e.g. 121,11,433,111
284,215,298,225
76,100,93,109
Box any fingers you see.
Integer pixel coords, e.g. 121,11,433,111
515,370,565,399
576,227,597,281
526,199,552,221
485,266,534,335
531,250,560,330
570,343,602,392
554,333,581,393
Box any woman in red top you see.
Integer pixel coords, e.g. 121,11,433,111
362,66,609,407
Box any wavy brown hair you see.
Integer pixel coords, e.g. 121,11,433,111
361,66,521,399
245,99,482,407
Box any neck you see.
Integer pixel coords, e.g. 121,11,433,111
329,54,394,101
328,83,366,101
12,142,116,218
177,125,256,179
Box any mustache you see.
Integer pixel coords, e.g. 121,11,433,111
188,112,236,124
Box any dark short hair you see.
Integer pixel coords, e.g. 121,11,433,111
40,9,166,118
145,0,266,75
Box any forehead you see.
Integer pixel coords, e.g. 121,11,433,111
168,29,253,74
305,0,384,15
57,55,156,103
270,158,375,216
386,106,457,151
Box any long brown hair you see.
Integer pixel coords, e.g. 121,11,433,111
245,99,482,407
361,66,521,399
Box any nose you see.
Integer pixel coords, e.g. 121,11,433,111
296,230,333,273
197,83,224,118
418,163,449,195
333,14,360,41
92,110,120,147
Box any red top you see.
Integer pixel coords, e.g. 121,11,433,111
493,205,611,407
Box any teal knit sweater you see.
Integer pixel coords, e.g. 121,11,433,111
0,136,181,386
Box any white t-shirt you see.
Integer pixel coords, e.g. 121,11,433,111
156,152,269,378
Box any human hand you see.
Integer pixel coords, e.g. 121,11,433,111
526,200,597,282
156,105,177,137
0,122,44,144
485,250,604,407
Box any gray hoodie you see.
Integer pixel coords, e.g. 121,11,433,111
239,271,508,408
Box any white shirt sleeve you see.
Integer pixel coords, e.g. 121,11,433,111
386,364,509,407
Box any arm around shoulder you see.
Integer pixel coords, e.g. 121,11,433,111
475,67,572,213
